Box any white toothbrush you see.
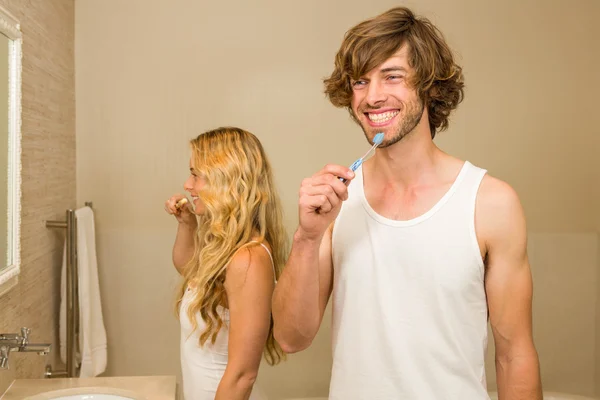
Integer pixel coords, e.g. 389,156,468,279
175,198,189,210
340,132,384,183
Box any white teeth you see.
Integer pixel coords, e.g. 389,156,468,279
368,111,399,123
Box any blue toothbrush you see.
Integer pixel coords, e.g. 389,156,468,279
340,132,384,183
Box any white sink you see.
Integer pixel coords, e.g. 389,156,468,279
24,387,139,400
42,396,134,400
488,391,598,400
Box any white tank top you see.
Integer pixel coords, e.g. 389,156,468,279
330,161,490,400
180,242,275,400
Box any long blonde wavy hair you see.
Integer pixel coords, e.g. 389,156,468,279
176,127,288,365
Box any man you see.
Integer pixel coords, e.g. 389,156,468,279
272,6,542,400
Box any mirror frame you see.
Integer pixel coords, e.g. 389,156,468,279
0,5,21,296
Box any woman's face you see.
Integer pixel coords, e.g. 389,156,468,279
183,157,207,215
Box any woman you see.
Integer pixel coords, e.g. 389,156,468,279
164,127,287,400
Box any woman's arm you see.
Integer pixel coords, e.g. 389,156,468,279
165,195,198,274
215,245,275,400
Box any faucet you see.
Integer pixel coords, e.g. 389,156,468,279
0,345,9,369
0,327,51,370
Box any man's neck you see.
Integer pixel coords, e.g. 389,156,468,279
368,126,445,189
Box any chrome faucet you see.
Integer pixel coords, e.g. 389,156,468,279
0,345,9,369
0,327,51,369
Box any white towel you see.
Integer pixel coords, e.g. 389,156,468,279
59,206,107,377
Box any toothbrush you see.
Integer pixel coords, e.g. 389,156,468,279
175,198,189,210
340,132,384,183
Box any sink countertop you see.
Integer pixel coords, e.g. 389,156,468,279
1,375,177,400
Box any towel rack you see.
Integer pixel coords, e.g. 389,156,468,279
45,201,93,378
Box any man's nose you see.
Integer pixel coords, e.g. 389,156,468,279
366,80,387,107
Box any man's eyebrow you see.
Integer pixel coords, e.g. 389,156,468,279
380,66,407,73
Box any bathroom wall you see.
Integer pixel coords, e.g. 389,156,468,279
596,198,600,394
75,0,599,398
597,229,600,396
591,1,600,395
0,0,75,395
595,1,600,393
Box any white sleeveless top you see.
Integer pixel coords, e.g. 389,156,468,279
180,242,275,400
330,161,490,400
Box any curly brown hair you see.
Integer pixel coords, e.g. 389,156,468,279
324,7,464,139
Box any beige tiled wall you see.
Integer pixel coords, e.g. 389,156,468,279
595,2,600,395
0,0,74,394
597,233,600,396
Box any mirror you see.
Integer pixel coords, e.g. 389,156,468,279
0,5,21,296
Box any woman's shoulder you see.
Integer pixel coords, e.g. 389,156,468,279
231,239,273,267
225,240,274,288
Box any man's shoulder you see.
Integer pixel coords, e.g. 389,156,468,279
477,173,522,211
475,172,527,248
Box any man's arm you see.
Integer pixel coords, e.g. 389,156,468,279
478,176,542,400
272,225,334,353
272,164,354,353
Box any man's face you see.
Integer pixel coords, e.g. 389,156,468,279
350,46,425,147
